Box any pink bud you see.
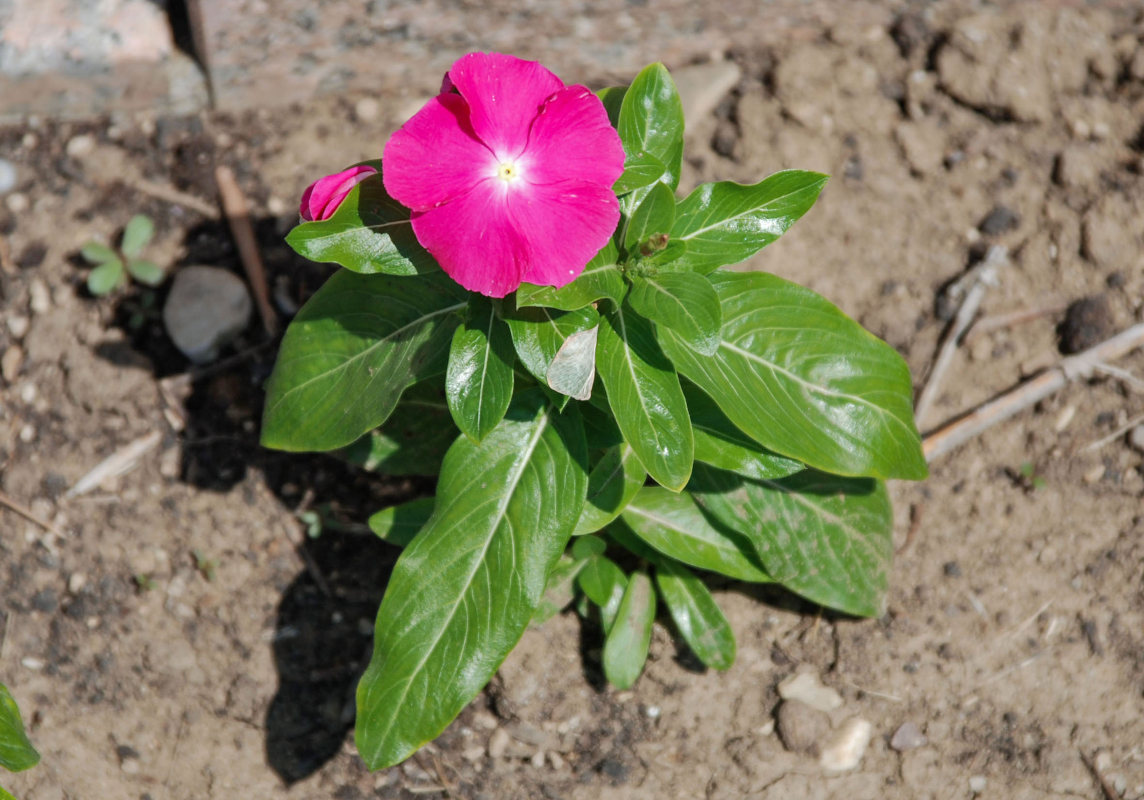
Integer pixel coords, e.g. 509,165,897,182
299,165,378,222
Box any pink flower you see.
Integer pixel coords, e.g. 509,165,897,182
299,165,378,222
383,52,625,298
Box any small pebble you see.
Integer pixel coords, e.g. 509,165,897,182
21,657,45,670
487,727,510,759
19,424,35,443
1053,405,1077,433
6,192,29,213
978,204,1019,236
1128,425,1144,455
355,97,381,122
890,721,928,751
530,749,545,768
120,756,141,775
68,573,87,594
461,745,484,762
548,751,565,770
968,775,987,793
778,671,843,712
1059,295,1114,354
0,158,16,194
1,346,24,382
29,279,51,314
775,699,831,755
819,717,873,772
66,134,96,159
7,315,30,339
266,195,288,216
1083,464,1105,484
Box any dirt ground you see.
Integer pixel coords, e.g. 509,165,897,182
3,2,1144,798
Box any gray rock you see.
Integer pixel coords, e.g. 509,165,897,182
890,721,928,751
775,699,831,755
0,158,15,194
672,60,742,131
163,266,252,364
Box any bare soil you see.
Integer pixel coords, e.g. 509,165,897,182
3,2,1144,799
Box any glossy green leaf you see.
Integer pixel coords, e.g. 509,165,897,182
341,383,456,475
506,305,598,388
596,304,693,491
368,497,435,548
654,559,736,670
659,271,927,480
685,384,805,481
87,259,124,295
602,570,656,689
577,555,627,631
546,324,598,402
620,486,771,582
80,241,117,265
126,259,164,286
286,169,437,276
0,685,38,773
618,63,684,191
515,241,625,311
690,464,892,617
1,785,16,800
670,171,828,273
624,181,676,255
446,297,515,442
533,554,587,624
120,214,154,259
614,151,666,196
571,535,607,559
262,270,466,452
356,393,588,769
628,272,721,356
581,397,624,450
574,443,647,535
598,85,627,127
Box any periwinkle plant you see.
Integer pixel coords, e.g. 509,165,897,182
262,53,926,769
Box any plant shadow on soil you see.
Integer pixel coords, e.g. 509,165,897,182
96,213,432,783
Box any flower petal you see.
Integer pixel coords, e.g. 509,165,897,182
447,52,564,160
410,180,526,298
300,165,377,221
383,93,497,211
521,85,625,189
508,181,620,289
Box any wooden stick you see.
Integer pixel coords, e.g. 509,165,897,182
923,322,1144,462
915,245,1006,428
121,177,220,219
963,301,1069,343
0,233,15,274
66,431,163,498
215,166,278,335
0,488,59,534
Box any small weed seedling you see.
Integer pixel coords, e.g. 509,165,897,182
80,214,165,296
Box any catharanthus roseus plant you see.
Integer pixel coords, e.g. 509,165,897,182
0,683,40,799
263,53,927,770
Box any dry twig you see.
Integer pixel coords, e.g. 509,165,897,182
0,488,59,534
915,245,1006,428
215,165,278,335
66,431,163,498
0,233,15,274
120,176,220,219
923,322,1144,462
1079,750,1120,800
963,301,1069,343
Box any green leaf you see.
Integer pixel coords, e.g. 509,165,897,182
618,63,685,192
685,384,805,481
506,305,599,390
515,241,625,311
690,464,892,617
654,559,736,670
533,554,587,624
86,258,124,296
597,85,627,128
286,170,437,276
80,241,117,265
619,486,771,582
1,785,17,800
624,181,676,256
602,570,656,689
660,271,927,480
368,497,435,548
577,554,627,631
262,270,466,452
446,297,515,442
574,443,647,535
595,303,693,491
341,383,456,475
581,397,624,450
670,171,828,273
628,272,721,356
120,214,154,259
614,151,666,196
571,535,607,559
356,393,588,769
0,685,38,773
126,259,164,286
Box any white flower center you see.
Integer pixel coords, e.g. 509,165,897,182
496,161,521,183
